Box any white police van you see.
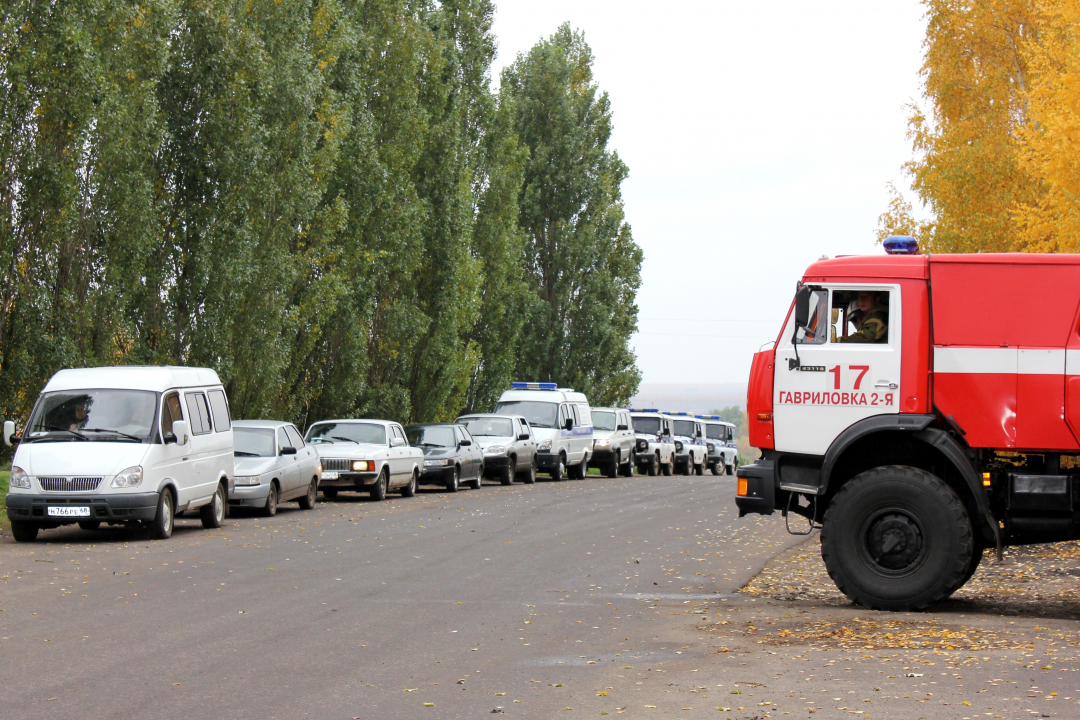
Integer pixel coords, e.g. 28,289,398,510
628,409,676,476
494,382,592,481
666,412,707,476
697,415,738,476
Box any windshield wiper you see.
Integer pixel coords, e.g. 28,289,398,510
331,436,359,444
42,425,88,440
419,442,447,448
234,450,260,457
83,428,143,442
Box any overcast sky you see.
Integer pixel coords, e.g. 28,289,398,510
489,0,929,386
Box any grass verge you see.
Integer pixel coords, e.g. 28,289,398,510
0,469,9,532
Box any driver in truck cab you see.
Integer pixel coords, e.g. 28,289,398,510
837,290,888,343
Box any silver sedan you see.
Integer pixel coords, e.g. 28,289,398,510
230,420,321,516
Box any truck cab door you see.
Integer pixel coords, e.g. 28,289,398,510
773,284,903,456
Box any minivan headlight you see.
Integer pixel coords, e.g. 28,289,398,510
9,466,32,489
537,440,551,452
111,466,143,488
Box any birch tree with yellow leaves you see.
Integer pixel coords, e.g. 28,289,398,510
880,0,1080,254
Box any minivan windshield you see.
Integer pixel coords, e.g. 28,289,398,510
592,411,617,431
672,420,696,437
24,389,157,442
405,425,456,448
706,425,724,440
632,417,661,435
306,422,386,445
458,417,513,437
495,401,558,428
234,428,276,457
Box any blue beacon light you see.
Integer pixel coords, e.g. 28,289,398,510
883,235,918,255
510,381,557,390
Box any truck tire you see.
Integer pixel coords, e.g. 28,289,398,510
662,456,673,476
821,465,973,611
947,545,984,597
647,454,659,476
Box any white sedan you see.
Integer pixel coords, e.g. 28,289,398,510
305,419,423,501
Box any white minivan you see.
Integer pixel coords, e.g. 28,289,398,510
4,366,234,542
494,382,592,480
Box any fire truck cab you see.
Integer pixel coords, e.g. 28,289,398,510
737,241,1080,610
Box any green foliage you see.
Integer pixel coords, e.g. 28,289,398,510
500,24,643,407
0,5,640,428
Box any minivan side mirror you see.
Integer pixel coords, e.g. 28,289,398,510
518,432,530,440
168,420,189,446
280,446,297,456
617,424,628,431
564,418,573,431
3,420,16,447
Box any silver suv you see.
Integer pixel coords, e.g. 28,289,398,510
588,407,635,477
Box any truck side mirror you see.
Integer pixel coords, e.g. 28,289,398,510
3,420,17,446
518,433,530,440
564,418,574,431
662,427,670,436
617,424,628,431
794,285,811,329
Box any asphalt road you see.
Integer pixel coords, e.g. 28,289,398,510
0,471,806,719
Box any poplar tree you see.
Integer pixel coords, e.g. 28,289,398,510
501,24,642,406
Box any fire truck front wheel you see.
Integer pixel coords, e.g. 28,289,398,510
820,465,974,612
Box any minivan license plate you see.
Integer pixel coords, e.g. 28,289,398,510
47,506,90,518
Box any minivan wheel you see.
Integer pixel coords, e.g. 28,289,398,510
299,478,317,509
200,483,225,529
501,457,516,486
370,469,389,501
446,466,460,493
260,481,279,517
10,520,39,542
150,489,175,539
551,455,566,481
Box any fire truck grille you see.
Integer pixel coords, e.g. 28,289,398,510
39,477,102,492
321,458,350,472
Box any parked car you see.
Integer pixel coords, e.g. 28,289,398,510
404,423,484,492
493,382,593,480
666,412,708,475
697,415,739,475
3,366,234,542
230,420,321,515
455,414,537,484
628,409,676,476
589,407,636,477
305,419,422,501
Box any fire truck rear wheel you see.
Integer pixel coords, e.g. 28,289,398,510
820,465,973,612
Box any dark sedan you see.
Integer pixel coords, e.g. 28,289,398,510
404,423,484,493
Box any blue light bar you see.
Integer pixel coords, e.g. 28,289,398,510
510,381,557,390
675,412,688,416
694,415,703,419
883,235,918,255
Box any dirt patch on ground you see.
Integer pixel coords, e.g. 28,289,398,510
740,532,1080,620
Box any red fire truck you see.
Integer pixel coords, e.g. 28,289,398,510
736,239,1080,610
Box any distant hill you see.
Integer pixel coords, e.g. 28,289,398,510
628,383,747,413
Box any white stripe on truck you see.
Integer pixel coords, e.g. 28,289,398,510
934,347,1067,375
